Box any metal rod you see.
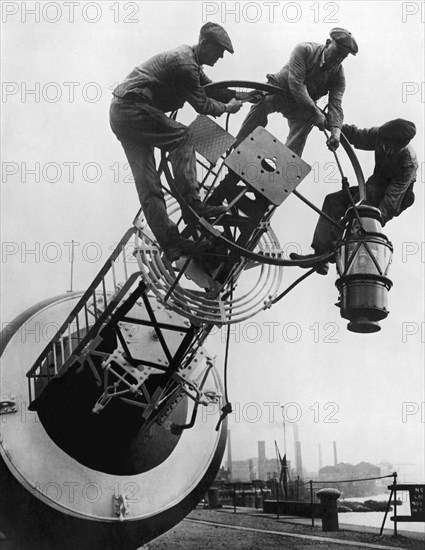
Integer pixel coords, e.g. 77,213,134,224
292,190,344,230
121,316,191,332
84,304,89,331
45,358,51,382
321,122,366,228
272,269,315,305
92,291,98,321
75,314,81,345
198,161,216,192
276,478,280,520
310,480,315,528
102,278,107,310
226,188,248,210
111,259,117,290
363,240,384,275
68,325,72,358
322,128,346,179
140,291,173,364
52,343,58,374
163,236,205,302
69,239,74,292
122,244,129,281
28,378,32,404
379,488,393,536
60,338,65,367
393,472,398,536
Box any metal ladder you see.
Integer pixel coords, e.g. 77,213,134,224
26,227,142,405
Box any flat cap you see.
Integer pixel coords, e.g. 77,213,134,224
378,119,416,145
330,27,358,55
200,22,234,54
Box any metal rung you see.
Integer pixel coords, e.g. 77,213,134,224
26,227,142,403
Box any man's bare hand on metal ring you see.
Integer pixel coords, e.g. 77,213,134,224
225,98,243,113
326,127,341,151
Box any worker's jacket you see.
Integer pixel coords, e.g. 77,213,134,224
342,124,418,224
113,44,231,116
267,42,345,129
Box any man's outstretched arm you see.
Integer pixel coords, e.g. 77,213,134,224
288,43,327,130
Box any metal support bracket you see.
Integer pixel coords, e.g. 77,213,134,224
114,494,130,521
172,357,220,407
225,127,311,206
92,350,163,413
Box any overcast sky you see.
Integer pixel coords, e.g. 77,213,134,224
1,1,424,482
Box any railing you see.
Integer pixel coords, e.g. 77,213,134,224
26,227,140,404
211,473,401,533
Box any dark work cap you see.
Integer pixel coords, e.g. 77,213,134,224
378,119,416,144
200,22,234,54
329,28,358,55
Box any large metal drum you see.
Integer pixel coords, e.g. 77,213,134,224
0,293,226,550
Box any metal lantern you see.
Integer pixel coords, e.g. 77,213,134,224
335,205,393,333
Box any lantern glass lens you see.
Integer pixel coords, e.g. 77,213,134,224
347,243,377,274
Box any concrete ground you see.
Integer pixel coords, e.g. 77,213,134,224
144,507,424,550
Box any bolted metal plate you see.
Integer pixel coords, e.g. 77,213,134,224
224,127,311,206
118,299,190,365
188,115,235,165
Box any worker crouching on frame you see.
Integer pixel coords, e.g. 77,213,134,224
291,119,418,274
110,23,246,262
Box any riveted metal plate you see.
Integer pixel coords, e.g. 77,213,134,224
224,127,311,206
188,115,235,165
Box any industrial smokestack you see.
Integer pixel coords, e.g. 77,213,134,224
333,441,338,466
293,425,299,444
258,441,266,480
249,458,254,481
295,440,303,478
292,426,303,477
227,430,232,479
319,444,323,471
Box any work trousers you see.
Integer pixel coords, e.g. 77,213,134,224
214,93,316,206
311,186,361,254
235,92,315,157
311,182,413,253
109,98,198,250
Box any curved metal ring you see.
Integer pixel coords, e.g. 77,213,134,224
339,132,366,199
204,80,286,96
196,80,366,266
205,80,365,197
195,216,335,268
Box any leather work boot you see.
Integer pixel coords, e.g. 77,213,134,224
315,262,329,275
188,199,227,219
289,252,317,262
163,237,198,262
289,252,329,276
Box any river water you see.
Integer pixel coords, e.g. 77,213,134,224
339,494,424,535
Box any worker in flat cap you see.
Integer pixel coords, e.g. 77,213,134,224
110,23,253,262
234,27,358,157
290,119,418,274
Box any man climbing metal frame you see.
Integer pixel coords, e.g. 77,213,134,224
110,23,259,263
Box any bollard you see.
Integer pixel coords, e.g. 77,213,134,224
317,488,341,531
207,487,220,509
